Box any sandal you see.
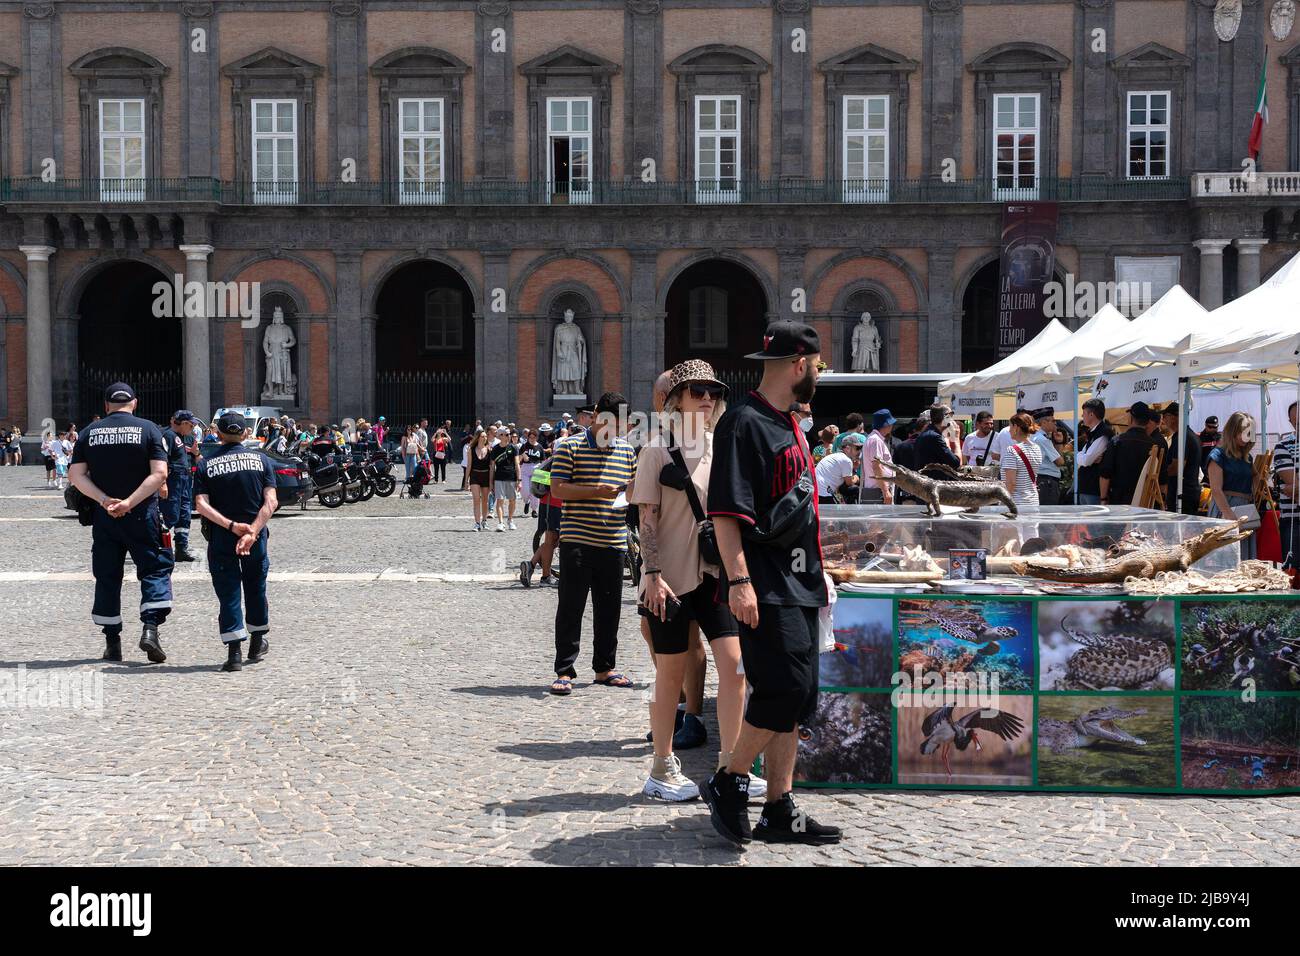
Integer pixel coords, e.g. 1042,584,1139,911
592,673,634,688
549,677,574,696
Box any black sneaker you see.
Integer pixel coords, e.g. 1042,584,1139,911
102,636,123,662
247,634,270,663
519,560,534,588
701,769,752,847
673,712,708,750
174,547,199,562
138,625,166,663
221,641,244,672
752,793,842,846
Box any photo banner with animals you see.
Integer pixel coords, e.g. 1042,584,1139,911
997,202,1059,360
796,593,1300,795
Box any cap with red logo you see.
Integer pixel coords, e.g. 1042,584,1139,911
744,321,822,361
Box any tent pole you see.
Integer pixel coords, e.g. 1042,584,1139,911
1072,375,1081,503
1260,382,1269,453
1178,378,1191,514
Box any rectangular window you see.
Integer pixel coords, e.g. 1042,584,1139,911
399,98,445,205
1126,91,1170,180
99,98,146,202
547,97,592,205
424,288,464,350
694,94,741,204
993,93,1038,200
251,99,298,204
688,286,728,348
842,95,888,203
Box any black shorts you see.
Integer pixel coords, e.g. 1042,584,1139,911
43,456,56,470
539,501,562,533
739,603,820,733
644,574,738,655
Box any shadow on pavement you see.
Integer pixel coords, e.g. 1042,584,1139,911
483,791,642,815
4,658,107,669
529,823,743,865
451,684,553,698
496,738,649,761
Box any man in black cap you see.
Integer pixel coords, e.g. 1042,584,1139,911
1100,401,1156,506
68,382,173,663
703,320,841,848
1160,402,1201,514
159,409,201,561
193,411,278,672
1199,415,1221,469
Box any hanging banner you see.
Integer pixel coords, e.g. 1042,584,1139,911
997,202,1060,359
1092,366,1180,407
1015,382,1070,412
950,392,994,417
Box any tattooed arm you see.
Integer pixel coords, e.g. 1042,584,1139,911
639,503,677,621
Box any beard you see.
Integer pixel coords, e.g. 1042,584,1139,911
793,362,818,404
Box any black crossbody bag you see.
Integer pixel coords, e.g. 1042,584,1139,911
662,446,722,566
746,465,816,549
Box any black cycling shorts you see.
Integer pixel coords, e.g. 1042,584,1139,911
739,603,820,733
644,573,738,655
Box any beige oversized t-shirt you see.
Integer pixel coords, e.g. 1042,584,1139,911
629,433,719,600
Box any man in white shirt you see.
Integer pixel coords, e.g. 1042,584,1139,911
987,410,1028,464
860,409,896,504
1075,398,1111,505
815,433,863,503
961,411,997,466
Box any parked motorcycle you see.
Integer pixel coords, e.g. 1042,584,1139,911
365,449,397,498
306,451,349,509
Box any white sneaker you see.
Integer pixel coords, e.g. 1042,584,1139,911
643,754,700,802
473,521,481,532
496,521,505,532
748,774,768,800
508,520,517,530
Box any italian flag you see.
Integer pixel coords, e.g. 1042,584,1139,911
1248,50,1268,160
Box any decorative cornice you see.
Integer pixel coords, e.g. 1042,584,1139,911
1078,0,1112,9
23,2,55,19
331,1,362,17
775,0,810,13
181,1,214,17
626,0,661,13
477,1,511,17
927,0,960,12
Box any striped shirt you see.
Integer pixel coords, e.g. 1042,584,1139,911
550,431,636,550
1275,433,1297,517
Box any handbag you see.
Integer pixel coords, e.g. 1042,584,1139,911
664,446,722,566
746,466,816,549
1233,502,1262,531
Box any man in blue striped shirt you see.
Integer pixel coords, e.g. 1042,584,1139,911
548,391,638,695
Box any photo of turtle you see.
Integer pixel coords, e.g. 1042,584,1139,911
822,597,892,688
1038,600,1175,691
897,599,1034,690
1181,602,1300,692
794,692,893,785
1180,698,1300,791
897,697,1033,787
1037,695,1175,789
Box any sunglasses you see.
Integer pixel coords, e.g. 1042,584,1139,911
815,361,828,372
686,383,726,400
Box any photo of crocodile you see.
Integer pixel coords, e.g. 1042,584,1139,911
1037,696,1175,789
1037,601,1175,690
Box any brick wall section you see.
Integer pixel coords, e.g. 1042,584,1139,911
223,321,243,405
517,256,623,314
231,258,332,313
601,320,622,396
516,320,537,426
811,256,919,313
6,319,26,427
898,318,919,373
310,319,329,423
811,318,832,361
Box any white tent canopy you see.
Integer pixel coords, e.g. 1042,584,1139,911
1178,250,1300,381
1100,285,1211,372
979,303,1132,390
939,319,1072,394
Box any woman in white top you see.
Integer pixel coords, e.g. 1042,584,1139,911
1001,412,1043,509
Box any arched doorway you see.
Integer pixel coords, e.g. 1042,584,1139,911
960,260,1001,373
77,260,182,425
664,259,769,396
374,260,475,427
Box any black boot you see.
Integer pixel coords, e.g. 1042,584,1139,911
752,792,842,846
221,640,244,672
246,633,270,663
174,540,199,562
138,624,166,663
102,634,123,662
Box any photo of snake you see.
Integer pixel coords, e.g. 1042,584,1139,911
1037,601,1175,691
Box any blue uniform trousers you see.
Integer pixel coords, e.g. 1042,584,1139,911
160,467,193,547
91,500,174,635
208,529,270,643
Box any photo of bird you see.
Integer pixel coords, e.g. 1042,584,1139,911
918,705,1027,779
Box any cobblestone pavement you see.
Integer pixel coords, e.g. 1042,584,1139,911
1,467,1296,865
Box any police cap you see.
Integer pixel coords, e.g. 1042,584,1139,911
217,411,248,437
103,381,136,403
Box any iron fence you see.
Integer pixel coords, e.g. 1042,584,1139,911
80,366,184,427
375,370,475,428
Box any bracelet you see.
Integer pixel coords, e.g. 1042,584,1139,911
228,518,235,531
728,576,751,587
644,568,661,576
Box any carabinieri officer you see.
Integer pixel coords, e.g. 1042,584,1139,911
193,411,278,672
159,409,201,562
68,381,173,663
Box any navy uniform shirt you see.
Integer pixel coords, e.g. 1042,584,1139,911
70,411,167,500
194,443,275,527
159,427,187,473
707,390,827,608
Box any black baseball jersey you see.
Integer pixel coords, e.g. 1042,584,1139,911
194,443,275,525
70,411,167,500
707,390,827,608
159,427,187,472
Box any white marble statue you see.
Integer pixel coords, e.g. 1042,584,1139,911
850,311,882,373
261,306,297,402
551,308,587,397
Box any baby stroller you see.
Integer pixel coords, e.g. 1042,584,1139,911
402,458,433,499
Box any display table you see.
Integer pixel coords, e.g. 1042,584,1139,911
796,506,1300,795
